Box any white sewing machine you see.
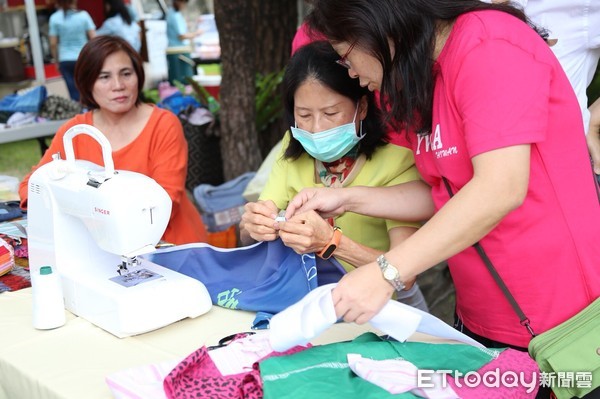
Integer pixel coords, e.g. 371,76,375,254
27,124,212,338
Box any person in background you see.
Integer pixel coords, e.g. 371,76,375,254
284,0,600,366
49,0,96,101
123,0,139,23
240,41,434,312
166,0,203,84
490,0,600,184
19,36,208,246
97,0,142,52
590,98,600,181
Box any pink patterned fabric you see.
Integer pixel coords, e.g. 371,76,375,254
448,349,539,398
163,335,308,399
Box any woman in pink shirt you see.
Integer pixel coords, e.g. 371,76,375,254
283,0,600,358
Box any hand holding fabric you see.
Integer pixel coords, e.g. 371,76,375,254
332,262,395,325
587,97,600,176
240,200,280,244
278,210,334,254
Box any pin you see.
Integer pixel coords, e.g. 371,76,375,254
275,210,286,222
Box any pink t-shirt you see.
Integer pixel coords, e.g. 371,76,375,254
413,11,600,347
291,22,326,55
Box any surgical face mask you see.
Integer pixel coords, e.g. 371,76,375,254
290,105,365,163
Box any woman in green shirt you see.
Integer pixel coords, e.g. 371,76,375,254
240,41,434,311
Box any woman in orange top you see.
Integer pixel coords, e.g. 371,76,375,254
19,35,207,245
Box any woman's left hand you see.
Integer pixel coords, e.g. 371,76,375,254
278,210,334,254
332,262,395,324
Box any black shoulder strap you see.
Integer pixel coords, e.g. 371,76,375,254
593,169,600,204
442,177,536,337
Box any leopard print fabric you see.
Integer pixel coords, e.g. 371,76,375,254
164,346,262,399
163,334,308,399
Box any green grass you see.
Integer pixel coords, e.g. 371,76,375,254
0,139,44,181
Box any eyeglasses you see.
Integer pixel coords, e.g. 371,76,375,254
335,42,356,69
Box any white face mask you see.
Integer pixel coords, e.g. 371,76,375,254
290,104,365,163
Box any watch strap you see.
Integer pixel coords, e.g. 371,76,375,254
377,255,406,291
317,226,342,259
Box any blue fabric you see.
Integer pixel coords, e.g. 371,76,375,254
147,239,346,314
0,201,23,222
0,86,47,113
193,172,255,214
157,92,200,115
252,311,273,330
193,172,256,232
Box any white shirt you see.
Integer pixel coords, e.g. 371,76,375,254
506,0,600,134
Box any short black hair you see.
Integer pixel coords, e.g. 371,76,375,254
306,0,538,134
74,35,145,109
282,40,387,160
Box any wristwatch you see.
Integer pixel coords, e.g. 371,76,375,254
377,255,406,291
317,226,342,259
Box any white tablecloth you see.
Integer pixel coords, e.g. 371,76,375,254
0,120,65,145
0,288,386,399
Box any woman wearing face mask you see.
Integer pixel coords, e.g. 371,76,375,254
239,41,435,311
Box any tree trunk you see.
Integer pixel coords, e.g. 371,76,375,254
214,0,261,179
254,0,297,158
254,0,297,74
214,0,298,179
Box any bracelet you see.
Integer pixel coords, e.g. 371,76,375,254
317,226,342,259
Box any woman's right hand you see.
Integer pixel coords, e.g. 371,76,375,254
285,187,347,220
332,261,395,324
239,200,280,243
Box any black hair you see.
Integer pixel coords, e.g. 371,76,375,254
305,0,544,135
104,0,133,25
56,0,77,16
282,40,387,160
174,0,189,12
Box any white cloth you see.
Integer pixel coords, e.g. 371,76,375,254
208,333,283,376
6,112,37,127
268,284,483,352
105,359,179,399
347,353,459,399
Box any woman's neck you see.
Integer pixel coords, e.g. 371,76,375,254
94,106,138,127
433,20,454,60
92,103,152,151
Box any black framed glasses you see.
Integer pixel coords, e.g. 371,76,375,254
335,42,356,69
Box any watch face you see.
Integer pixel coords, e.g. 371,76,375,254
383,266,399,281
322,244,337,259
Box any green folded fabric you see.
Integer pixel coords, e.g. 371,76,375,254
260,333,502,399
